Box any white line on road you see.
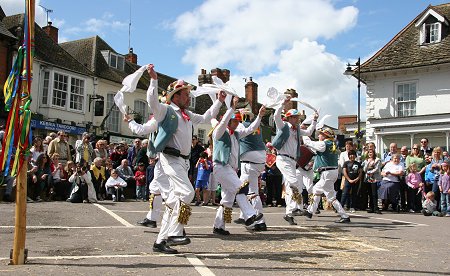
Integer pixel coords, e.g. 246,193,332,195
93,203,134,227
185,254,216,276
350,213,429,227
0,253,230,262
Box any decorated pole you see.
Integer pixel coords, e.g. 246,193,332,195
0,0,35,265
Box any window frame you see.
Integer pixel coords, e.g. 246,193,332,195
106,93,120,133
134,99,148,120
395,81,417,118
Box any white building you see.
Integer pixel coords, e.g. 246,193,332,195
360,3,450,153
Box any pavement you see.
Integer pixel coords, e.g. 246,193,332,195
0,200,449,276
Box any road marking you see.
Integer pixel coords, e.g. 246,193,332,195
93,203,134,227
336,237,388,252
0,253,229,262
0,225,134,229
185,254,216,276
350,213,429,227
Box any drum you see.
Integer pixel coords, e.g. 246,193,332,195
297,145,315,171
265,153,276,167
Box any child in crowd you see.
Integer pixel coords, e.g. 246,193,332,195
405,163,424,212
341,150,362,212
438,162,450,216
194,152,212,206
135,162,147,201
421,191,441,216
105,169,127,202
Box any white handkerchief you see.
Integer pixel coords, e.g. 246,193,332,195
114,65,148,114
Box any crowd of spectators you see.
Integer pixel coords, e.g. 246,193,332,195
1,129,449,218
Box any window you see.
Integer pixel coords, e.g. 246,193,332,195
197,128,206,144
396,82,417,117
52,72,68,107
45,71,86,111
189,96,196,109
70,77,85,111
134,100,148,119
420,21,442,44
41,70,50,105
106,94,120,132
101,50,125,70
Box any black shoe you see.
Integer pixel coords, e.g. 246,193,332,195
335,217,351,223
375,209,382,214
213,227,230,235
315,209,321,214
137,218,157,228
167,236,191,246
233,218,246,224
252,223,268,231
195,201,201,206
245,213,264,226
304,211,313,219
367,209,375,213
283,215,297,225
153,241,178,254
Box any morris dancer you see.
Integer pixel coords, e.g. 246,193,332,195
272,96,317,225
146,64,226,254
124,114,168,229
302,128,350,223
212,97,265,235
234,108,268,231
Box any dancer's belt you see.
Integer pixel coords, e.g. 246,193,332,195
163,147,190,159
240,161,265,165
317,167,337,173
279,154,296,161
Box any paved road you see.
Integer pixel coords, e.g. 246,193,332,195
0,200,449,275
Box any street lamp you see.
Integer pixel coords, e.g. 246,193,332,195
343,57,361,150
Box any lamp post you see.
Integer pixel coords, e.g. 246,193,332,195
343,57,361,150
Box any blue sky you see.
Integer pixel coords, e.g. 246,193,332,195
2,0,449,127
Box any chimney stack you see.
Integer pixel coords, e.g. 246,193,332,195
245,77,259,116
126,47,137,64
283,88,298,111
211,68,229,83
42,21,58,44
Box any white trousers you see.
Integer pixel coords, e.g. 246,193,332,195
213,164,256,230
156,154,193,243
276,155,299,216
238,162,265,224
146,162,170,222
307,169,348,219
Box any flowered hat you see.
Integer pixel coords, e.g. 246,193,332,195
285,109,300,117
166,80,193,103
319,127,335,138
230,111,242,121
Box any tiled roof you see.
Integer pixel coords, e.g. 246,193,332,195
361,4,450,74
3,14,93,76
0,9,15,40
60,36,176,92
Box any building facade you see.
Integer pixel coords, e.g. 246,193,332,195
360,3,450,153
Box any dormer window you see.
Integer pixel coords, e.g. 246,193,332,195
101,50,125,70
415,8,449,45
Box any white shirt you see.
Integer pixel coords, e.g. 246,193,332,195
382,162,404,182
128,118,158,136
213,108,262,170
105,176,127,188
274,104,316,157
147,79,222,156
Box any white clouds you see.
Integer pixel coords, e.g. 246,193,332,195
172,0,358,74
64,13,127,37
172,0,360,127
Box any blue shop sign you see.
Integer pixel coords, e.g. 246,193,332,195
31,120,86,135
